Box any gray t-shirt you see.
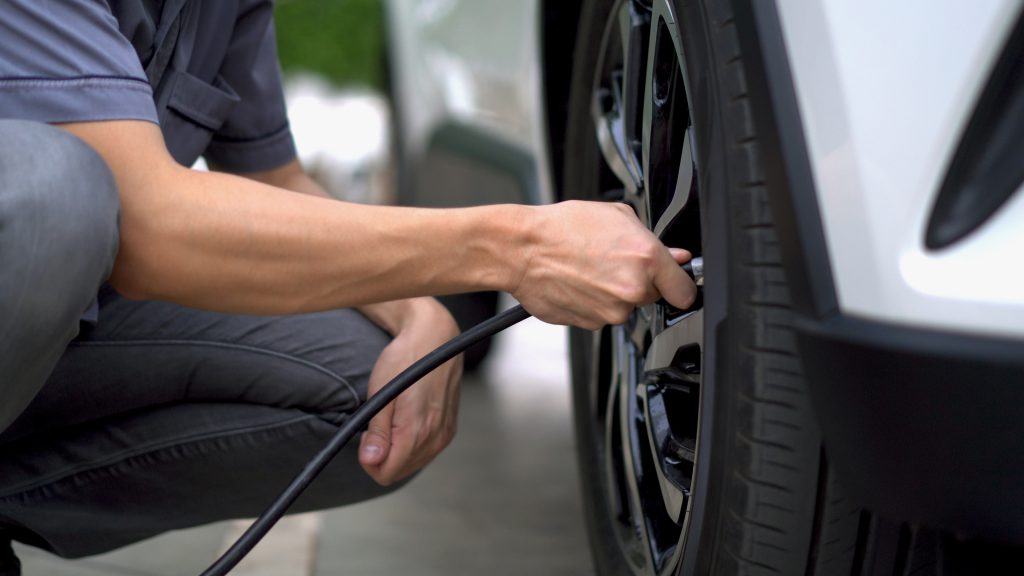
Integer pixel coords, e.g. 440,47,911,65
0,0,297,172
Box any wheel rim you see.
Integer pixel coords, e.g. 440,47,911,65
587,1,705,574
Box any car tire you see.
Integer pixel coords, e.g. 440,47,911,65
562,1,1024,575
563,0,848,574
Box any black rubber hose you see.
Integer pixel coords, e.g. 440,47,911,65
200,304,532,576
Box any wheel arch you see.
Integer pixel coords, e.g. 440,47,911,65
540,0,584,202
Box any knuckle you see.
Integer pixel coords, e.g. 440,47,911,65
639,241,660,266
619,283,646,305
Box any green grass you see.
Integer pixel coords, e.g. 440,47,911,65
274,0,386,90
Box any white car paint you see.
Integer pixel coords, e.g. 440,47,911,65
777,0,1024,338
386,0,554,204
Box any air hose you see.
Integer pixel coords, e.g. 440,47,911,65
200,304,532,576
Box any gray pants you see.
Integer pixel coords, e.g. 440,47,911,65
0,121,396,560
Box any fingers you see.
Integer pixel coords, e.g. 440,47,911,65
653,246,697,310
381,366,462,484
361,364,462,485
359,399,394,470
370,420,420,484
668,247,692,264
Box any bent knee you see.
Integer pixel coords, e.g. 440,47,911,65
0,120,120,285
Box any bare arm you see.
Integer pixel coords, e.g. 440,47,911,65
228,157,441,327
62,120,516,315
60,120,695,328
235,157,448,340
236,159,329,199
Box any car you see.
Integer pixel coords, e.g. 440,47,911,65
386,0,1024,574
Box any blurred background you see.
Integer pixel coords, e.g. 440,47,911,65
276,0,387,90
276,0,393,207
15,1,593,574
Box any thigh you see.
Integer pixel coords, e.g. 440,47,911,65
0,402,397,558
0,291,394,557
1,287,391,442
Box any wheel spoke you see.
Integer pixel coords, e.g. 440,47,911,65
616,0,650,180
641,3,694,243
613,328,653,561
637,383,688,524
645,309,703,375
603,353,628,524
592,87,640,192
592,0,651,202
652,132,695,239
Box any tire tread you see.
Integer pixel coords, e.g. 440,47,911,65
700,1,829,574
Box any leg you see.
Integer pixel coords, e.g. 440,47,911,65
0,120,120,433
0,292,394,559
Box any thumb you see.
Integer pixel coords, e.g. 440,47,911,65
655,248,697,309
359,400,394,468
668,247,692,265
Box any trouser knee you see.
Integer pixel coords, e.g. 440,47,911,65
0,120,121,431
0,120,120,279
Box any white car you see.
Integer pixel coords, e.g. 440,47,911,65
387,0,1024,574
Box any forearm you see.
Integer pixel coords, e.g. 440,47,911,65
238,163,447,331
113,164,522,314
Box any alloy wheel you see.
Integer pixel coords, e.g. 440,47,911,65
584,1,705,574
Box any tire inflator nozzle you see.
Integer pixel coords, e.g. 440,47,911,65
681,257,703,285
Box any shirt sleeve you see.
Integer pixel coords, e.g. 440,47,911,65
203,0,297,173
0,0,158,125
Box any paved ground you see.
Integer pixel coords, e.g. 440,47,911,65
15,302,595,575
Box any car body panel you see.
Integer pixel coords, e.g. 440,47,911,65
776,0,1024,339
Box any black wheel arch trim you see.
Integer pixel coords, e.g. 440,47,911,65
796,314,1024,542
541,0,584,202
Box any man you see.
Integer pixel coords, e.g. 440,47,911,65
0,0,695,570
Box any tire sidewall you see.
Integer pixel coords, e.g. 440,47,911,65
564,1,820,575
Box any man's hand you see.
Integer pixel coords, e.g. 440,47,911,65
510,200,697,329
356,298,463,486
